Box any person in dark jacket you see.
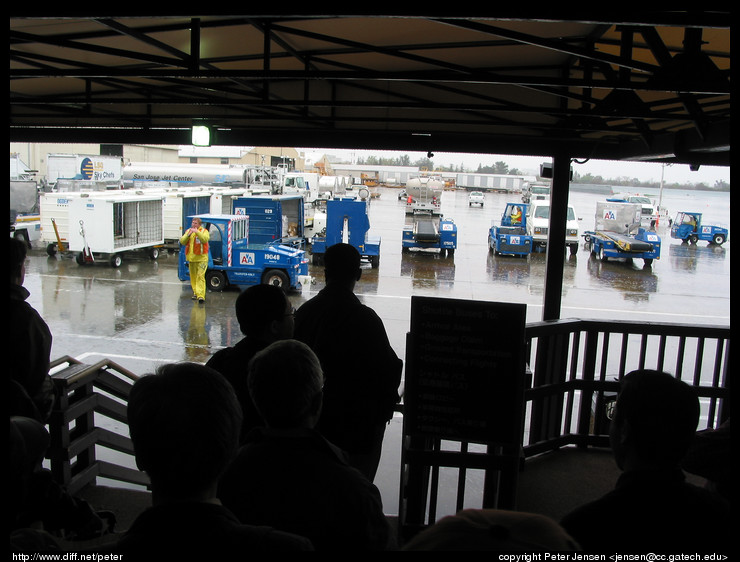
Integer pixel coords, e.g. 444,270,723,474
293,243,402,481
218,340,392,551
560,369,730,554
206,284,294,443
9,238,55,422
117,362,313,555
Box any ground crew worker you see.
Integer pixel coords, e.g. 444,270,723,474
511,206,522,224
180,217,210,303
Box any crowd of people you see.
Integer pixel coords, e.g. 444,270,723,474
10,238,730,555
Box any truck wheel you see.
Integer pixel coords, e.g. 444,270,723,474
599,247,608,262
643,258,653,266
712,234,726,245
370,255,379,268
148,247,160,260
262,269,289,290
110,254,123,268
46,243,58,257
206,271,227,292
689,234,698,244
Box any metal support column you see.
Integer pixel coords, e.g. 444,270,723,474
542,153,572,321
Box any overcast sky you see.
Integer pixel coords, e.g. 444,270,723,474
301,148,730,186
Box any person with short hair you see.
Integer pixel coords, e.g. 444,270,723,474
117,362,313,554
218,340,392,551
560,369,730,553
206,284,295,443
9,237,55,422
294,243,402,481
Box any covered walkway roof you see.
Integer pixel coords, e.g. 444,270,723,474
9,11,731,321
10,11,730,168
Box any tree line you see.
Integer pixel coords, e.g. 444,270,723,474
355,155,729,191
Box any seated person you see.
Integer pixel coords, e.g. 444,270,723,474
560,369,730,553
402,508,579,551
218,340,392,551
117,362,313,555
206,284,294,443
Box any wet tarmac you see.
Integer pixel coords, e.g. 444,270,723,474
23,185,730,515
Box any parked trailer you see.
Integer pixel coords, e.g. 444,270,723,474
488,203,532,257
66,192,165,267
584,202,661,266
455,173,526,192
310,198,381,267
178,214,309,293
122,162,248,186
404,176,443,215
48,153,123,186
40,191,92,255
670,211,728,246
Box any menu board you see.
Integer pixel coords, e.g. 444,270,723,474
404,296,527,444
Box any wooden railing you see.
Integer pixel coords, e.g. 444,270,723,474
47,356,147,496
45,320,730,497
523,319,730,456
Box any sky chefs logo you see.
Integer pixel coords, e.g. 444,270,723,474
80,157,95,180
79,157,118,180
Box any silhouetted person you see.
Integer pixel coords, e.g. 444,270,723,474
10,237,56,422
218,340,392,551
401,508,580,551
560,369,730,553
10,416,113,548
294,243,402,480
206,284,294,443
683,417,731,503
117,362,313,555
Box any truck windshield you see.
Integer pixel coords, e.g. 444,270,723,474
533,206,576,220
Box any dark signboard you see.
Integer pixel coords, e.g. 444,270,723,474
404,296,527,444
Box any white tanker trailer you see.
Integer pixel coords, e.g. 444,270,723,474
122,163,249,186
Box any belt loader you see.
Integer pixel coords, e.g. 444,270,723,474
584,202,661,266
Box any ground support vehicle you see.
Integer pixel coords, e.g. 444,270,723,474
488,203,532,257
404,176,443,215
231,194,307,249
608,193,659,228
670,212,728,246
526,200,580,255
66,192,166,267
468,191,485,207
10,180,41,247
310,198,381,267
584,202,661,266
177,214,309,293
521,182,550,204
402,212,457,256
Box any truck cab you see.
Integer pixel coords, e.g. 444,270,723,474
608,193,658,228
488,203,532,257
178,214,308,293
526,200,580,254
670,212,728,246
